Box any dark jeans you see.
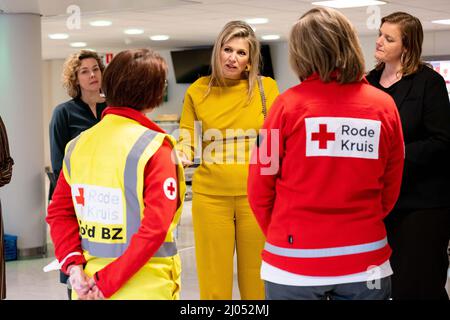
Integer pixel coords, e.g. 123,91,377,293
60,271,72,300
265,277,391,300
385,208,450,300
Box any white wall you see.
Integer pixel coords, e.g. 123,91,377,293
0,13,46,254
42,59,67,168
270,42,299,93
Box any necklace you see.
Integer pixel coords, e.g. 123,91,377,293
380,71,402,88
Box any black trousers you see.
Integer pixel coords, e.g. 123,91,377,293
385,208,450,300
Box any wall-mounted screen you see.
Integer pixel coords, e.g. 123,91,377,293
170,47,213,84
171,44,275,84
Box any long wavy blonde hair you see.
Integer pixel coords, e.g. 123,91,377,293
207,20,261,100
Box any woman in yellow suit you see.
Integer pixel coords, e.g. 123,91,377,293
177,20,279,300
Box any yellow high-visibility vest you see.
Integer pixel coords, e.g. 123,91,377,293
63,114,185,299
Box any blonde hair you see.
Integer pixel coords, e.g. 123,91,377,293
208,20,261,100
62,50,105,98
375,12,424,76
289,7,365,83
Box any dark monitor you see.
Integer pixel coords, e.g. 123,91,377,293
170,47,213,84
260,44,275,79
170,45,275,84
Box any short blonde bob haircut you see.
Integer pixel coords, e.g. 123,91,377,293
289,7,365,83
208,20,261,99
62,50,105,98
374,12,424,76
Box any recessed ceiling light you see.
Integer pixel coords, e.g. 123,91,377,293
312,0,387,8
432,19,450,25
48,33,69,40
70,42,87,48
89,20,112,27
150,35,170,41
261,34,280,40
262,35,280,41
245,18,269,25
124,28,144,35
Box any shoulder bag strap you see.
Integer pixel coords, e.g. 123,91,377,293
257,76,267,119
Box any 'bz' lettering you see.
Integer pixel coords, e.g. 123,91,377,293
101,227,123,240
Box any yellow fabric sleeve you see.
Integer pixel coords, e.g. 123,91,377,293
178,76,279,195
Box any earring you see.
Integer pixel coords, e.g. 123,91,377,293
245,65,251,72
401,52,405,64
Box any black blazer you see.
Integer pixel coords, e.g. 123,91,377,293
367,65,450,209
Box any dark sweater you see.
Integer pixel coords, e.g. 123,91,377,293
49,97,107,180
367,65,450,209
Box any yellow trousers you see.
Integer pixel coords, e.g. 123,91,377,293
192,192,265,300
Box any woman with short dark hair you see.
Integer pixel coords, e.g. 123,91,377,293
46,48,185,300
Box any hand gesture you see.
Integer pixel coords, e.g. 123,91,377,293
68,265,91,298
84,278,105,300
176,150,193,167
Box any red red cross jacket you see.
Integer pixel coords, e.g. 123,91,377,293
248,73,404,276
46,107,179,297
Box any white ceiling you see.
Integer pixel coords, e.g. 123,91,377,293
1,0,450,59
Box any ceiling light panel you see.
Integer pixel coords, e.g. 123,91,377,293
312,0,387,8
124,28,145,35
432,19,450,25
150,35,170,41
48,33,69,40
262,35,280,40
89,20,112,27
70,42,87,47
245,18,269,25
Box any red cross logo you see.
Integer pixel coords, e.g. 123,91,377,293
167,182,175,196
163,178,177,200
75,187,85,206
311,124,335,149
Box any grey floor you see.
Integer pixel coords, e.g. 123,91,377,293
4,199,241,300
4,198,450,300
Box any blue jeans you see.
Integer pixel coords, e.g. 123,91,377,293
265,277,391,300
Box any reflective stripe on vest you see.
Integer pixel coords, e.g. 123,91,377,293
81,239,177,257
123,130,158,245
64,135,81,178
264,237,387,258
67,130,177,258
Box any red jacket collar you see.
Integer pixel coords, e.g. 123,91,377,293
102,106,166,133
304,71,369,84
